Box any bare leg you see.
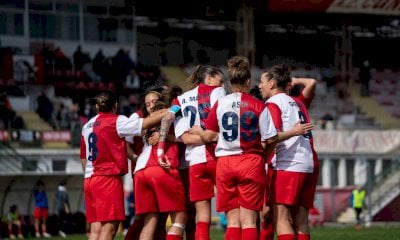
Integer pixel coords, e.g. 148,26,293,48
99,221,119,240
140,214,158,240
168,211,187,236
195,200,211,223
89,222,101,240
273,204,294,236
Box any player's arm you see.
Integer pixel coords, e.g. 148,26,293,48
179,132,204,145
80,159,86,172
189,126,218,143
291,77,317,99
188,101,219,143
266,121,313,145
79,135,87,171
126,143,138,162
157,104,181,167
141,108,169,130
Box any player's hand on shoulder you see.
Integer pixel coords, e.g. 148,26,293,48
293,120,313,135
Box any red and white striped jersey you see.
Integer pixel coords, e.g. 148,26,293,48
173,83,226,166
80,112,143,178
294,93,319,173
266,93,315,173
204,92,276,157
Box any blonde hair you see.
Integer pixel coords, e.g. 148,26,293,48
227,56,250,86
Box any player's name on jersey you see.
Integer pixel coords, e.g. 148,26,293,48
289,101,298,107
181,93,210,103
86,121,101,128
232,101,249,108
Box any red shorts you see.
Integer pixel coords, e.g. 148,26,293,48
189,161,216,202
34,208,48,219
264,167,273,205
216,154,266,212
270,170,318,208
135,166,186,215
84,175,125,223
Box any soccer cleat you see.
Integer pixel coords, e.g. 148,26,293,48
35,232,41,238
17,234,24,239
9,234,16,239
42,232,51,238
59,230,67,238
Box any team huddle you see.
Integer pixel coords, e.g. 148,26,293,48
80,56,318,240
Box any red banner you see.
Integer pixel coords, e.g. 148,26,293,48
42,131,71,142
267,0,400,15
327,0,400,15
267,0,334,12
0,131,9,141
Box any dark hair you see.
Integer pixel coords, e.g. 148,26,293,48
188,65,223,89
140,88,164,117
10,205,17,212
145,101,169,143
36,179,44,186
227,56,251,85
150,101,168,113
96,89,118,113
249,86,262,100
263,64,291,90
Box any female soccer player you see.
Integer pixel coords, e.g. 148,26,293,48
258,64,318,240
157,65,225,240
80,89,168,240
134,101,187,240
125,88,170,240
191,56,312,240
259,76,318,240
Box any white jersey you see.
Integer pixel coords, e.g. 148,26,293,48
173,83,226,166
266,93,314,173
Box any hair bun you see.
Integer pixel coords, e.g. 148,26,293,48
227,56,249,71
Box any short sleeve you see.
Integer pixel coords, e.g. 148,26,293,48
116,115,144,137
259,108,277,141
203,102,219,132
267,102,283,131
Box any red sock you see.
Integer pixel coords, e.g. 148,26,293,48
166,234,183,240
278,234,296,240
297,233,310,240
195,222,210,240
242,228,258,240
225,227,241,240
124,218,144,240
260,221,274,240
18,228,22,235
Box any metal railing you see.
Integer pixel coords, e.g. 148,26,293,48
0,142,45,174
363,157,400,220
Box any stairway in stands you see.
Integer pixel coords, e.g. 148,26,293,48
16,111,70,148
349,82,400,129
160,66,189,91
17,111,53,131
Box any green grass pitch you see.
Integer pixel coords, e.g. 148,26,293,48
37,226,400,240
